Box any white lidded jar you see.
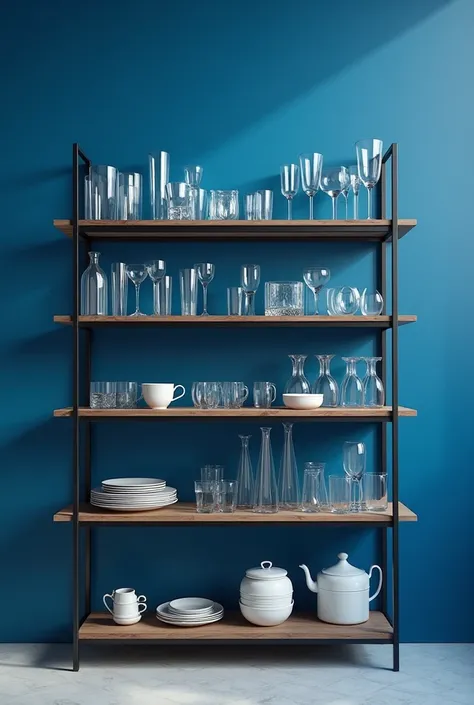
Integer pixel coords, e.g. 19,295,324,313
240,561,293,599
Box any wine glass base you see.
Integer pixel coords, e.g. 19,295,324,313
129,311,147,317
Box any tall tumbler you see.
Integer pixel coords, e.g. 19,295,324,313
149,151,170,219
255,190,273,220
179,268,198,315
118,172,142,220
155,275,173,315
90,165,118,219
111,263,128,316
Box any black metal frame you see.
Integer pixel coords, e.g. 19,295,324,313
69,143,402,671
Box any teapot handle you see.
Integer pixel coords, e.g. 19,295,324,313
368,565,383,602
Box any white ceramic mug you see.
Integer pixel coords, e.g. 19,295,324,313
103,588,147,622
142,383,186,409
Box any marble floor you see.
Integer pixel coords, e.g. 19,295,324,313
0,643,472,705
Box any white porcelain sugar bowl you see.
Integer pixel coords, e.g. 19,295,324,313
300,552,382,625
239,561,294,626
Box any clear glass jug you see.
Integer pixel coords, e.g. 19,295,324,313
253,427,279,513
278,423,300,510
312,354,339,407
81,251,108,315
284,354,310,394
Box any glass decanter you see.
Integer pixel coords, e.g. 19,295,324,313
253,427,279,513
80,251,108,315
341,357,363,407
362,357,385,407
236,435,254,509
312,354,339,407
284,354,310,394
278,423,300,510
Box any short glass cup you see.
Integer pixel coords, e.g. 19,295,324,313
265,281,304,316
90,382,116,409
363,473,388,511
201,465,224,484
214,480,238,513
194,481,216,513
329,475,351,514
116,381,138,409
209,190,239,220
253,381,277,408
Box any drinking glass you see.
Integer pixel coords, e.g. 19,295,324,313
253,427,279,513
149,151,170,219
184,165,203,187
284,354,310,394
116,381,138,409
81,252,108,315
363,473,388,512
299,152,323,219
90,382,116,409
343,441,366,513
308,461,329,509
329,476,351,514
192,382,205,408
255,190,273,220
245,193,256,220
241,264,260,315
179,268,198,315
209,190,239,219
194,263,215,316
303,267,330,315
221,382,248,408
341,357,364,407
155,275,172,315
361,288,384,316
349,165,361,219
227,287,243,315
313,354,339,407
253,381,277,408
264,281,304,316
340,168,350,220
356,138,383,219
280,164,299,220
214,480,238,513
278,423,300,510
301,464,321,513
117,172,142,220
165,182,192,220
319,167,349,220
192,188,208,219
362,357,385,407
146,260,166,315
194,481,215,513
90,165,118,219
325,288,338,316
84,175,92,218
237,435,254,509
111,263,128,316
334,286,360,315
202,382,220,409
126,264,148,317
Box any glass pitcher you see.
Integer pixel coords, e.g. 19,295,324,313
81,251,108,315
253,427,279,513
284,354,310,394
312,354,339,407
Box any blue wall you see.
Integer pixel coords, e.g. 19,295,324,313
1,0,473,643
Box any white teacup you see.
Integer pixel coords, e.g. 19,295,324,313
103,588,147,625
142,383,186,409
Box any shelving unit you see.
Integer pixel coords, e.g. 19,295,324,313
54,142,416,671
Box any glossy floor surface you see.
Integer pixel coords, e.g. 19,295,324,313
0,643,472,705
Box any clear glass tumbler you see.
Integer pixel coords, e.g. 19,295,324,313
179,268,198,315
329,476,351,514
363,473,388,511
90,382,116,409
201,465,224,484
227,287,244,315
245,193,256,220
149,151,170,219
194,481,216,513
253,381,277,408
237,435,254,509
116,381,138,409
301,464,321,513
117,172,142,220
265,281,304,316
155,275,172,315
214,480,238,513
90,165,118,219
111,263,128,316
255,190,273,219
209,190,239,219
165,182,192,220
278,423,300,510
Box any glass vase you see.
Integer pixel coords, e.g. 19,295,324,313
80,251,108,315
341,357,363,407
312,354,339,407
278,423,300,510
362,357,385,407
253,427,279,513
236,435,254,509
284,354,310,394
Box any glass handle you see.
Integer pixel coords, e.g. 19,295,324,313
270,384,277,402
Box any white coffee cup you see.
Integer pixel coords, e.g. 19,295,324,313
142,383,186,409
103,588,147,624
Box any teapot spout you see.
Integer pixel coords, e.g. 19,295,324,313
299,564,318,593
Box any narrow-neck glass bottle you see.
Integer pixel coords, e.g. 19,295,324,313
253,427,279,513
284,354,310,394
236,435,254,509
278,423,300,510
313,354,339,407
81,251,108,315
362,357,385,407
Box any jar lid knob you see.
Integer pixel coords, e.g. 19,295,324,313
260,561,273,570
338,552,349,561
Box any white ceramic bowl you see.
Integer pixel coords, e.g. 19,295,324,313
240,596,293,608
239,601,294,626
283,394,323,410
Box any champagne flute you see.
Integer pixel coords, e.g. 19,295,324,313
194,263,215,316
126,264,148,317
299,153,323,219
241,264,261,315
356,138,383,219
343,441,366,513
349,166,361,219
280,164,300,220
320,167,349,220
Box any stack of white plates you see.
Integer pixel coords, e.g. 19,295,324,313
91,477,177,511
156,597,224,626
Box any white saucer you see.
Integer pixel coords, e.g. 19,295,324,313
112,615,142,626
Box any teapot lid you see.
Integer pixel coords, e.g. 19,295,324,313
245,561,288,580
322,553,365,578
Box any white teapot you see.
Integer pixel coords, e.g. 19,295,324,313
299,553,382,625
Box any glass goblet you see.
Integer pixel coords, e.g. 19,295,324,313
299,153,323,219
343,441,366,513
146,260,166,315
349,165,361,219
126,264,148,317
319,167,349,220
303,266,330,315
194,263,215,316
241,264,261,315
280,164,300,220
356,138,383,219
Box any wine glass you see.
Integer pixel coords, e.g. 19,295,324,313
299,153,323,219
194,263,215,316
145,260,166,315
356,139,383,219
343,441,366,513
280,164,300,220
126,264,148,317
184,165,203,187
319,167,349,220
303,267,330,315
241,264,261,315
349,166,361,219
340,167,350,219
361,288,384,316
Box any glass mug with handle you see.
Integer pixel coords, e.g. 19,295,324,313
221,381,249,409
142,383,186,409
253,381,277,408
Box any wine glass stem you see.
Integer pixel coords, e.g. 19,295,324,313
354,193,359,220
152,281,158,315
345,195,348,220
202,284,208,315
287,198,292,220
246,292,255,315
134,283,140,315
313,291,319,315
309,195,314,220
367,187,372,219
332,197,337,220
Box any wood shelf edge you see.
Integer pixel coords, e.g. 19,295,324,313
53,406,417,418
53,314,417,326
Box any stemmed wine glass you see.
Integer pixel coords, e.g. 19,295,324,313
349,166,361,219
299,153,323,219
319,167,350,220
355,139,383,219
343,441,366,513
146,260,166,315
280,164,300,220
241,264,261,315
126,264,148,317
303,267,330,315
194,263,215,316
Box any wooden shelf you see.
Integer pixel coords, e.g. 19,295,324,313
53,219,416,242
79,611,393,642
53,405,417,419
53,501,417,524
54,314,417,328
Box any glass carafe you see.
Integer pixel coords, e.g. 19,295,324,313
81,251,108,315
278,423,300,510
236,435,254,509
362,357,385,407
341,357,363,407
312,354,339,407
284,354,310,394
253,427,279,513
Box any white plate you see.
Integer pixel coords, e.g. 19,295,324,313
91,493,177,502
91,499,178,512
156,613,223,627
169,598,215,615
156,601,223,623
102,477,166,488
